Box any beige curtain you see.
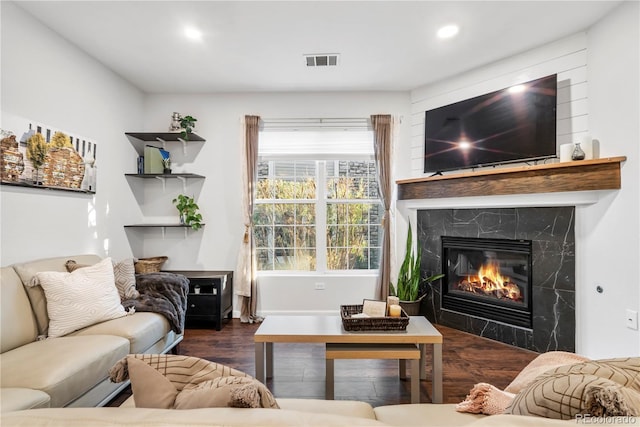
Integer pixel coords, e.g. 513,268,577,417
236,115,263,323
371,114,392,300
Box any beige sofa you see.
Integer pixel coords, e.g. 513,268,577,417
0,254,183,412
1,399,635,426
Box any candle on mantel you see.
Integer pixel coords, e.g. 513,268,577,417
388,304,402,317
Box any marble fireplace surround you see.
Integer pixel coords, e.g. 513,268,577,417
417,205,575,352
397,160,626,352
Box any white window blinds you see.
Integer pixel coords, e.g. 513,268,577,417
259,118,373,159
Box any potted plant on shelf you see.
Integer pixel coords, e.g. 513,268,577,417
390,222,444,315
172,194,203,230
179,115,197,141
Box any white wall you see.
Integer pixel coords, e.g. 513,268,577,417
403,2,639,357
141,92,411,315
0,2,144,266
583,0,639,357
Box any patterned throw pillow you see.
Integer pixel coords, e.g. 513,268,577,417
506,358,640,419
175,376,265,409
504,351,591,394
32,258,127,338
109,354,280,410
66,258,139,300
585,383,640,416
456,351,592,416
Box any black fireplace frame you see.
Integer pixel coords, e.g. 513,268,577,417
441,236,533,329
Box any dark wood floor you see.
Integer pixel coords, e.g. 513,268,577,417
107,318,538,407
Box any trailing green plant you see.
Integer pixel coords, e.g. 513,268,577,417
172,194,203,230
179,115,197,141
390,222,444,301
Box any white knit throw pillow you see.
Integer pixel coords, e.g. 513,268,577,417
34,257,126,338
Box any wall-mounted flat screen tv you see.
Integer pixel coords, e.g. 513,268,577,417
424,74,557,173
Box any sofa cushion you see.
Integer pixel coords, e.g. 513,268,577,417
277,398,376,419
374,403,483,426
0,267,39,353
0,334,129,407
506,357,640,419
119,396,378,419
31,258,127,338
69,312,170,354
0,388,50,412
13,254,102,335
0,407,389,426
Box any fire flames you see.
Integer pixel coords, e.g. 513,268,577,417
457,260,523,302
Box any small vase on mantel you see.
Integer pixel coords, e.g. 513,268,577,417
571,143,586,161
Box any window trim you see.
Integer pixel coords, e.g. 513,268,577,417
255,158,382,273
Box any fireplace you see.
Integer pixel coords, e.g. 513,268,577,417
441,237,532,328
418,207,576,352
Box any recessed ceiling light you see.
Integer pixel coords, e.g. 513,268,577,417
437,24,459,39
184,26,203,41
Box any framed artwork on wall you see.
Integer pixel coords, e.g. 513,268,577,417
1,116,97,194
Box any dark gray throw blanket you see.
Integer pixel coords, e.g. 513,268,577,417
121,272,189,334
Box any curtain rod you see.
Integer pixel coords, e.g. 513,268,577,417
261,117,369,122
261,117,371,131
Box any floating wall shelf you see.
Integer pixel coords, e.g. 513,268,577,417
124,173,205,192
125,132,205,155
124,223,205,238
397,157,627,200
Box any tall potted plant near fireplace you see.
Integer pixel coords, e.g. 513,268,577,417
390,222,444,315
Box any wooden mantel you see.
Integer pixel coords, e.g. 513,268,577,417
396,157,627,200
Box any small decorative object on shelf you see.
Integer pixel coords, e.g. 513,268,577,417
169,112,181,132
137,156,144,174
571,143,586,161
162,156,171,174
172,194,203,230
179,115,197,141
168,112,197,141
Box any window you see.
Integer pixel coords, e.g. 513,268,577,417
254,128,382,272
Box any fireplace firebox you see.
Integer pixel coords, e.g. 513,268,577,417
441,236,532,329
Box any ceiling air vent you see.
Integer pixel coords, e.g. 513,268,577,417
304,53,339,67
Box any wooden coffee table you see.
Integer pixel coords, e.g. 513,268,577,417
254,315,443,403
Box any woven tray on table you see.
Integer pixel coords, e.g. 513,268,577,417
340,304,409,332
134,256,168,274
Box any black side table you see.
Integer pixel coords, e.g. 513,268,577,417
166,270,233,331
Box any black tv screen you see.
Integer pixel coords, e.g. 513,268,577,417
424,74,557,173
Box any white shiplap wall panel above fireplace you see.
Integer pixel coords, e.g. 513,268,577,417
408,32,589,177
